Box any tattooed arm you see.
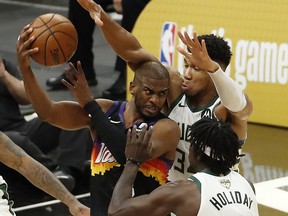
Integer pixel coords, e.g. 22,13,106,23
0,132,90,216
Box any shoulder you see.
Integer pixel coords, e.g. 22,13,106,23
164,66,183,107
156,179,198,196
155,118,180,134
152,118,180,155
158,180,200,212
96,98,119,113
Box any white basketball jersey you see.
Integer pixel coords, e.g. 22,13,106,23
0,175,15,216
167,94,220,181
190,170,259,216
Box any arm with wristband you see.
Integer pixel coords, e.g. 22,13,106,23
83,100,127,165
62,62,127,165
109,125,153,215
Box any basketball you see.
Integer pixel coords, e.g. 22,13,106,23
29,13,78,67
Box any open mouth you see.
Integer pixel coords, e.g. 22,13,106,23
144,106,158,114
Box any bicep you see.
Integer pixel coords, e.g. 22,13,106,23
215,96,252,140
165,66,183,108
150,120,180,160
110,184,177,216
43,101,91,130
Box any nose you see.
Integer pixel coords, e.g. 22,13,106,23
149,94,160,104
183,67,193,80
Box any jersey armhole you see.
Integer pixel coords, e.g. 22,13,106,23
166,93,184,115
105,101,122,116
189,176,202,193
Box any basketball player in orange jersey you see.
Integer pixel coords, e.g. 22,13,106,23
16,23,180,216
76,0,253,180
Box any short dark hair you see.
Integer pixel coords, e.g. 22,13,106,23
188,117,239,174
198,34,232,70
134,61,170,83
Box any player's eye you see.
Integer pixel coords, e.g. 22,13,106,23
194,66,200,71
145,90,152,95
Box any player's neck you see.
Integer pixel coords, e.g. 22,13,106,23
187,89,218,108
124,101,143,127
188,94,218,110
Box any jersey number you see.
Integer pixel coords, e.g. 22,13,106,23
174,148,186,173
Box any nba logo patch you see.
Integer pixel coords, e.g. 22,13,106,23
160,22,177,66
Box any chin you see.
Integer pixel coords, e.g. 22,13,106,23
140,111,157,119
182,88,191,94
187,166,196,173
183,90,196,97
144,112,158,118
143,108,160,117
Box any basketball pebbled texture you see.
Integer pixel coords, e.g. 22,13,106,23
29,13,78,67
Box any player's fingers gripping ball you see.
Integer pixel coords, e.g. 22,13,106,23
28,13,78,67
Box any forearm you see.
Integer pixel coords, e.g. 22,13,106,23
0,71,30,104
19,65,55,119
84,100,127,164
99,10,148,65
19,156,78,206
0,133,78,209
208,68,247,112
109,161,139,213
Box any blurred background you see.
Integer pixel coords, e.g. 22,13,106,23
0,0,287,215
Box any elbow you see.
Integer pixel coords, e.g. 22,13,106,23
108,204,125,216
225,94,247,113
230,97,253,121
108,208,118,216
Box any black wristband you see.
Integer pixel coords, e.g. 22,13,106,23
83,100,101,117
126,158,141,167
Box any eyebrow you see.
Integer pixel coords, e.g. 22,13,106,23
143,85,169,93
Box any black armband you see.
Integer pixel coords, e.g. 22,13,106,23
83,100,127,164
83,100,102,118
126,158,141,167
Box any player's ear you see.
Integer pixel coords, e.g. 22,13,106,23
129,81,136,95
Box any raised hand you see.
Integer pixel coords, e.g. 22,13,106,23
62,61,95,107
16,24,38,70
125,124,153,165
77,0,103,26
177,31,219,73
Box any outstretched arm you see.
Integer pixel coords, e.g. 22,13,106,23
177,31,253,119
0,132,90,216
177,31,253,140
63,62,127,164
108,126,187,216
109,125,153,214
77,0,158,70
16,24,90,130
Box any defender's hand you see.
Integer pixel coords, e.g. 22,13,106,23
62,61,95,107
125,124,153,165
77,0,103,26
